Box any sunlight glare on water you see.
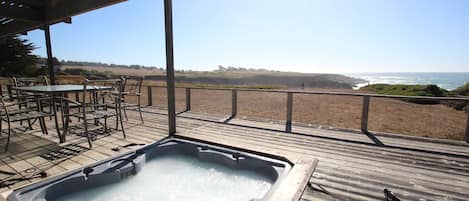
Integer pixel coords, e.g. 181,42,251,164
52,155,273,201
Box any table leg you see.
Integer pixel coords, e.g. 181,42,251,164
51,92,63,143
62,92,70,142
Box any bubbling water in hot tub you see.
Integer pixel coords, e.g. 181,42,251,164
51,155,273,201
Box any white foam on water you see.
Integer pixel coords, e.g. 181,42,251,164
52,155,273,201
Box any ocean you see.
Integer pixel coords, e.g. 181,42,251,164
345,72,469,90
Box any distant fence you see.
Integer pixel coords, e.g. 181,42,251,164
142,84,469,143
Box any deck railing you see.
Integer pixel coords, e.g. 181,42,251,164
2,79,466,143
143,85,469,143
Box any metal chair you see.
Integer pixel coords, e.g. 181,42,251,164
66,79,125,148
12,76,49,86
0,96,53,152
121,77,144,123
11,77,50,126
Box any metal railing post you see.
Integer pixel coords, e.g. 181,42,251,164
232,89,238,117
147,86,153,106
361,95,370,133
465,110,469,143
286,92,293,132
186,88,191,111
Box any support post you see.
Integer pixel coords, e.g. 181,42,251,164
186,88,191,111
361,95,370,133
286,92,293,133
147,86,153,106
44,25,56,85
465,110,469,143
164,0,176,135
231,89,238,117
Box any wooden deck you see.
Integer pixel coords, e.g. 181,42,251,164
1,107,469,200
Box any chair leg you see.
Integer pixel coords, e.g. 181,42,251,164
118,106,126,138
38,118,45,134
123,105,128,121
49,99,53,120
104,116,108,135
115,105,119,130
84,125,93,148
41,117,48,135
27,119,33,130
138,96,143,124
86,133,93,148
5,122,11,152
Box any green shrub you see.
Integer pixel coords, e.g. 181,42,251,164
451,83,469,96
360,84,448,97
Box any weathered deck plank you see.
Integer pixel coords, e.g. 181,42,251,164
0,108,468,201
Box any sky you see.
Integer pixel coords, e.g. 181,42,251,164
23,0,469,73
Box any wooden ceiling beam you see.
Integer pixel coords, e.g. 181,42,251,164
12,0,46,9
0,4,44,22
0,0,127,38
0,20,41,37
45,0,126,21
0,18,69,37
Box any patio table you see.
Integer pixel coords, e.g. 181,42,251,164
13,85,112,143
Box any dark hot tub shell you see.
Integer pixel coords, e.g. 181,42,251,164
7,136,292,201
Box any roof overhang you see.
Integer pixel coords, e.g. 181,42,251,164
0,0,127,38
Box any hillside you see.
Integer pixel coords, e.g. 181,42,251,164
60,65,364,89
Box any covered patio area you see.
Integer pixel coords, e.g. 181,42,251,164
1,0,469,201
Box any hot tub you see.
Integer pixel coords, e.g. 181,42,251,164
7,136,292,201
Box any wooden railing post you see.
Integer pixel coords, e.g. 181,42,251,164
465,110,469,143
147,86,153,106
361,95,370,133
186,88,191,111
286,92,293,133
232,89,237,117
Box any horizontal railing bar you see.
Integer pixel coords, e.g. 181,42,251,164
142,84,469,101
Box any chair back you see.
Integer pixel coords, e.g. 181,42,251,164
13,76,49,87
122,77,143,94
88,79,123,94
80,79,125,147
81,79,123,110
11,76,49,100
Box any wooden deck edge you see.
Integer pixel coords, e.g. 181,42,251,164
153,107,469,147
268,158,319,201
237,116,469,147
0,190,12,201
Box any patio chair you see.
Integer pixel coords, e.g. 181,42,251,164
0,96,52,152
11,76,50,107
56,75,85,118
66,79,125,148
12,76,49,86
121,77,144,123
12,76,52,123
